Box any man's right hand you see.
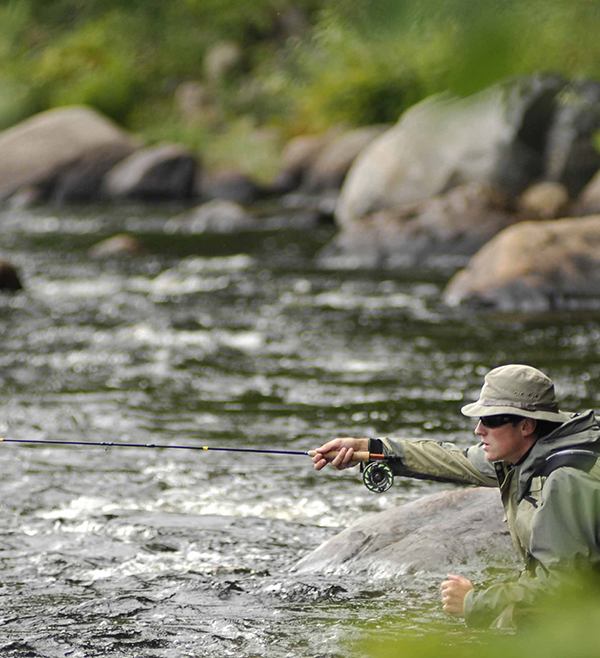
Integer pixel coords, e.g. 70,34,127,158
311,437,370,471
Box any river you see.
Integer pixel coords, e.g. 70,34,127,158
1,201,600,657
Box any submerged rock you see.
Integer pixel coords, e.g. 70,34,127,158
168,199,256,232
0,260,24,291
88,234,146,259
293,487,516,579
0,105,139,201
444,215,600,310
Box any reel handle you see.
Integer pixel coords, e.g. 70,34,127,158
308,450,384,463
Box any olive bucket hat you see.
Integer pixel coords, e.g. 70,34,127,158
461,364,571,422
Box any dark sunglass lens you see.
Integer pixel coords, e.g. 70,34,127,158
480,415,510,428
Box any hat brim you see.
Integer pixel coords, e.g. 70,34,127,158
461,401,571,423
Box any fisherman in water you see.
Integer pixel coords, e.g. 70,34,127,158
312,364,600,628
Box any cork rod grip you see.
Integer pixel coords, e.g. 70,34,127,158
308,450,384,462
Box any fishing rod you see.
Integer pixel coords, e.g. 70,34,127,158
0,437,394,493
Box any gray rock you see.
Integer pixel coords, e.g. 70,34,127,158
103,143,198,200
0,105,139,201
168,199,256,233
6,185,45,209
273,132,335,194
544,79,600,197
303,125,390,193
444,215,600,310
198,168,264,205
318,182,523,270
335,75,565,229
52,142,137,203
292,487,516,580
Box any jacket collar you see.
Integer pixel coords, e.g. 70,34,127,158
514,410,600,502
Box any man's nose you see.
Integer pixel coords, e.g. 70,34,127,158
474,420,485,436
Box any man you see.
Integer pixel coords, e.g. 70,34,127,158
312,364,600,628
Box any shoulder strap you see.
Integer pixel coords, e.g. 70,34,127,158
539,449,598,478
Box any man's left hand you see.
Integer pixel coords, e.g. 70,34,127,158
441,574,474,617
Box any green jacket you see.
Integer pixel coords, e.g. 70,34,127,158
379,410,600,628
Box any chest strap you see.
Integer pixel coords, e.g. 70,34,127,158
539,449,598,478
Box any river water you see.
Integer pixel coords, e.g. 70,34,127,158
1,202,600,657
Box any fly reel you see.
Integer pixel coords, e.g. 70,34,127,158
362,461,394,493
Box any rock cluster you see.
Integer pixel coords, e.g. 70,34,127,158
5,74,600,310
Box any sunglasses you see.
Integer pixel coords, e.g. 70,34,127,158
479,415,522,428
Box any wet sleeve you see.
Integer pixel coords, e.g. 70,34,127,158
378,437,498,487
463,566,565,628
464,468,600,628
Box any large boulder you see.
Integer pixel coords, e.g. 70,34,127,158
293,487,516,579
444,215,600,311
103,143,198,200
0,106,139,201
318,182,524,269
335,75,565,229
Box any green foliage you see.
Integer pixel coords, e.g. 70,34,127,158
2,0,600,177
33,16,142,122
0,79,44,132
354,578,600,658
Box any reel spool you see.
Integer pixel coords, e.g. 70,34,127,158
362,461,394,493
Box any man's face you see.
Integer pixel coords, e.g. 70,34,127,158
475,417,533,463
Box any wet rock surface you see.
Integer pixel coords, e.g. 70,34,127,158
293,487,517,579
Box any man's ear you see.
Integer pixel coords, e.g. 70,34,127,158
521,417,537,438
